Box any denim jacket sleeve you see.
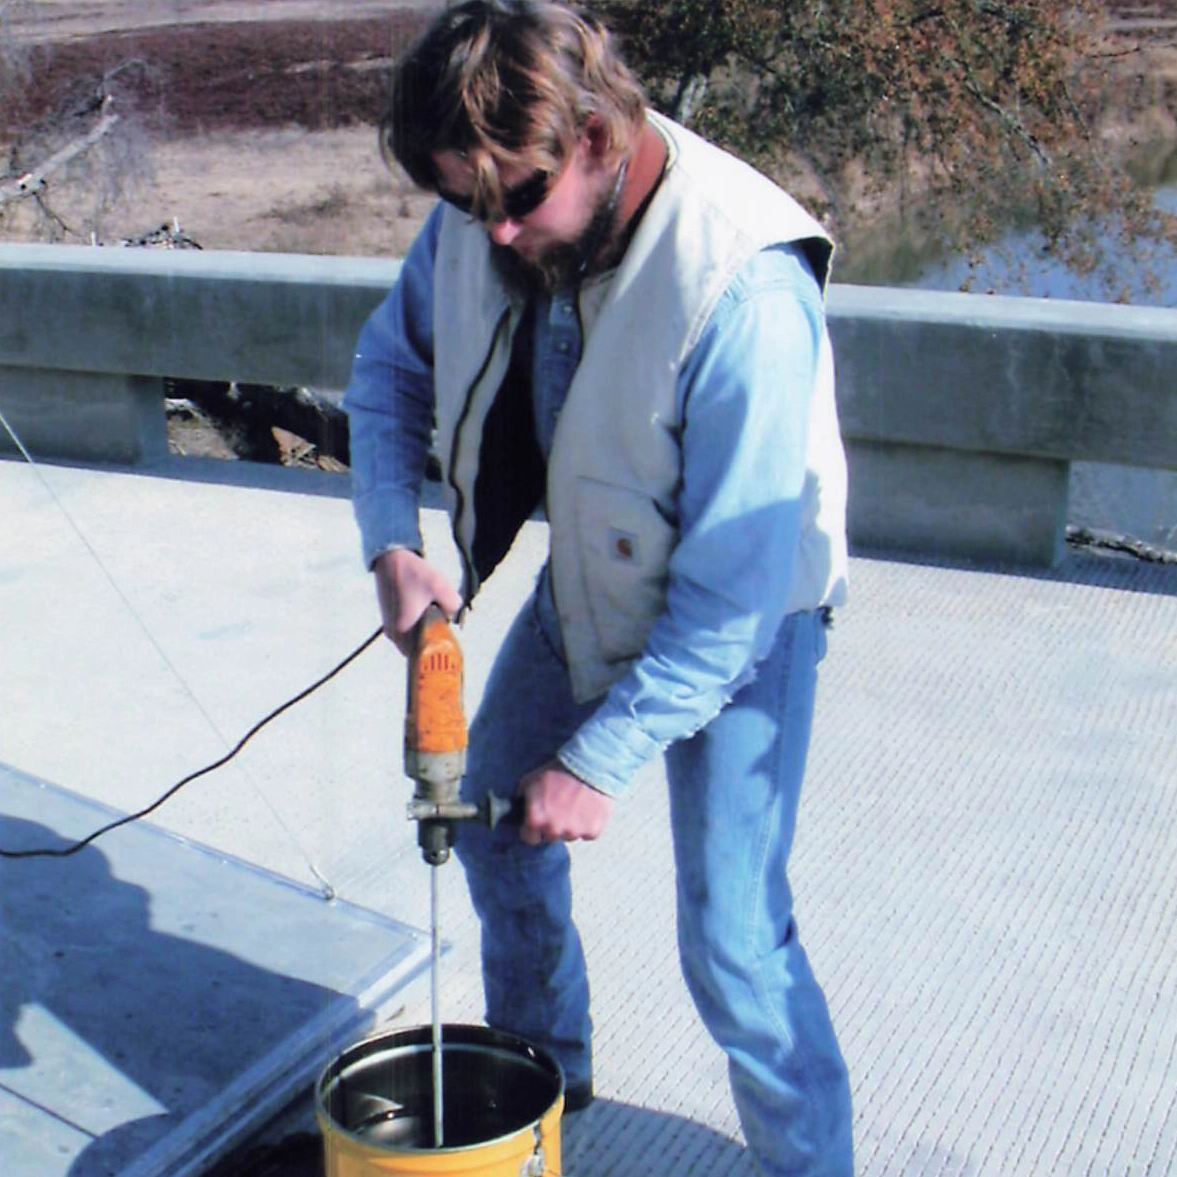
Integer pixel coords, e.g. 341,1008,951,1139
343,204,443,569
556,245,826,795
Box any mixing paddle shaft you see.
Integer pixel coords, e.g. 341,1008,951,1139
430,864,443,1147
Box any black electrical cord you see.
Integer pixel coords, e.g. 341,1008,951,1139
0,626,384,860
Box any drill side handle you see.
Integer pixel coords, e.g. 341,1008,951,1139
483,793,526,829
406,793,525,829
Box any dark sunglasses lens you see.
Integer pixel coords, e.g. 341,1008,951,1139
438,169,552,221
501,171,552,220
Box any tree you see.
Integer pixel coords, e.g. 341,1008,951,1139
1,2,157,242
597,0,1177,296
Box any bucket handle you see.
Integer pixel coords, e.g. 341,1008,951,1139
522,1124,560,1176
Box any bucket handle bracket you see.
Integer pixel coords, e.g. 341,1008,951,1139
521,1124,558,1176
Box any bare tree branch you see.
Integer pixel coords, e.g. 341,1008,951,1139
31,190,75,235
0,96,120,209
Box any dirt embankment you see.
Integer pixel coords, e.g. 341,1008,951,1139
1,6,439,256
1098,0,1177,156
4,13,423,136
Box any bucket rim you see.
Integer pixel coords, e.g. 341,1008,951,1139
315,1022,565,1156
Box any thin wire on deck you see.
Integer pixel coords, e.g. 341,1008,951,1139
0,626,384,861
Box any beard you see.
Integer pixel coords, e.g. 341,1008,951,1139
489,183,619,297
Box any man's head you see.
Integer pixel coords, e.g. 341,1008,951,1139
381,1,646,288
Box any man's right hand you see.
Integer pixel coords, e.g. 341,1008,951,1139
372,548,463,655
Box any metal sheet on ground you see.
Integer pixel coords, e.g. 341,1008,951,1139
0,766,429,1177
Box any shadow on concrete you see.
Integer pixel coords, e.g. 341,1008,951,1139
563,1099,753,1176
205,1127,324,1177
204,1098,754,1177
851,540,1177,597
1049,546,1177,596
0,815,347,1177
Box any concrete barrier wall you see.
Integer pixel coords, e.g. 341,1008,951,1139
828,285,1177,563
2,244,1175,565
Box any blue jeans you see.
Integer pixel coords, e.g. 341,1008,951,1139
454,591,853,1176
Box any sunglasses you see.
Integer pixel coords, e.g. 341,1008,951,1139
438,168,556,223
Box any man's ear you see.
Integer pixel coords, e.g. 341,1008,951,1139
582,114,609,162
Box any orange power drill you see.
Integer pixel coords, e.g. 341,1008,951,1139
404,606,517,864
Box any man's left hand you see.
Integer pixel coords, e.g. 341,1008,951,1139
518,761,614,846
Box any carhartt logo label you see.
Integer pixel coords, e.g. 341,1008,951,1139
608,529,638,562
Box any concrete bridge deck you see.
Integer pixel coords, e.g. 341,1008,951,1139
1,455,1174,1176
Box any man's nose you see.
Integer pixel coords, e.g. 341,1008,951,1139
488,218,523,247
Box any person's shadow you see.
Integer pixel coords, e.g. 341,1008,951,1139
0,813,351,1177
562,1100,755,1176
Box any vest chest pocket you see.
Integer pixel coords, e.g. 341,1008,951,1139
573,479,678,665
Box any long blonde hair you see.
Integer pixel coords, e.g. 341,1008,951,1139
381,1,645,220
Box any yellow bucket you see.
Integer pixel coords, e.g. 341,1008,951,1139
316,1024,563,1176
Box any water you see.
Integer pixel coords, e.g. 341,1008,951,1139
907,185,1177,306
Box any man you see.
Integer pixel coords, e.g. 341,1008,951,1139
343,2,853,1172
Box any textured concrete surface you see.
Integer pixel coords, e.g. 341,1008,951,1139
1,455,1175,1175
